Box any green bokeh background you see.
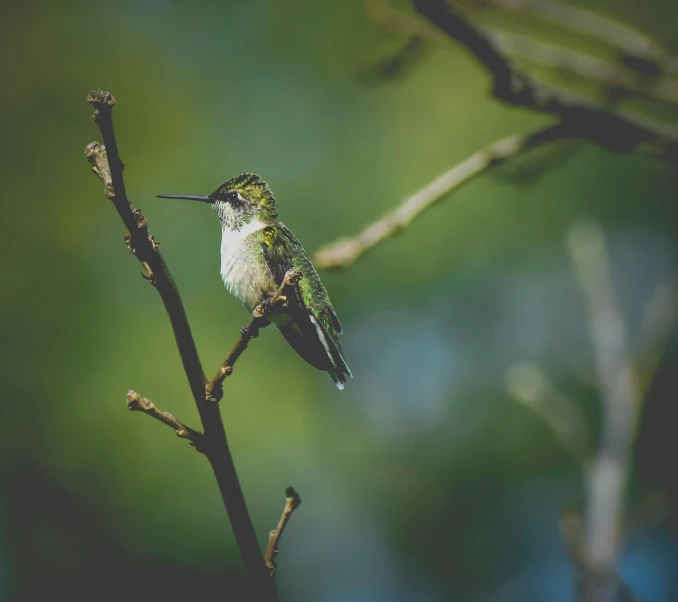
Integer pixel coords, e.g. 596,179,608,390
1,1,677,600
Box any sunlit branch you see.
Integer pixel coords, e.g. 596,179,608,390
314,123,569,269
264,487,302,578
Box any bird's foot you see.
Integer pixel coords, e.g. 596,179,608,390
252,297,273,319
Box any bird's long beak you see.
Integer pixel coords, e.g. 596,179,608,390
156,194,211,202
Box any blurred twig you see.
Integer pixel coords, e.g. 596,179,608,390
505,231,676,602
314,123,570,269
85,90,281,601
505,362,591,462
561,507,641,602
504,223,675,601
264,487,302,579
567,221,639,598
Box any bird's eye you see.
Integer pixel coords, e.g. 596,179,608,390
226,191,240,203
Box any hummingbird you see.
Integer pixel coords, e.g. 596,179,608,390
157,173,351,389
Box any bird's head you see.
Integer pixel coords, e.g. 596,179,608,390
157,173,278,229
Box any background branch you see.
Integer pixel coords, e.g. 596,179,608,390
85,91,278,601
412,0,678,161
366,1,678,104
567,221,639,597
505,362,591,463
314,123,569,269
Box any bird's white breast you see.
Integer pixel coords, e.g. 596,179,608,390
219,218,268,310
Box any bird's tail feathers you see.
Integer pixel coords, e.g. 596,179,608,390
310,315,352,390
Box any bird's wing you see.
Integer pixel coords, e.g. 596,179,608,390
260,225,350,386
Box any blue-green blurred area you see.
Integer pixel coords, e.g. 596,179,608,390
1,0,678,600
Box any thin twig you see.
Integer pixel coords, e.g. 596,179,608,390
505,362,591,463
567,221,638,580
85,91,278,601
314,123,570,269
205,268,303,401
412,0,678,161
264,487,302,578
126,390,205,450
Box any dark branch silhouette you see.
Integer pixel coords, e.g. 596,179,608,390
85,90,290,602
412,0,678,160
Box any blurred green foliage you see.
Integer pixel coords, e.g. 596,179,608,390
1,1,677,601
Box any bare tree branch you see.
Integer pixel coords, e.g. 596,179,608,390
314,123,569,269
264,487,302,579
85,90,278,601
126,390,205,449
412,0,678,161
567,221,639,586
